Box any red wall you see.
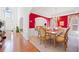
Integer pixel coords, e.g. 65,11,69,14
57,16,68,28
29,13,68,28
29,13,51,28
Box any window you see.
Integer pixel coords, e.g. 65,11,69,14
4,7,12,17
70,15,79,31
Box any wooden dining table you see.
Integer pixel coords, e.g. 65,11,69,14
46,30,57,47
46,28,63,47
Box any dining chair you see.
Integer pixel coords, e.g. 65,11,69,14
39,27,50,47
35,26,43,38
50,33,56,46
55,27,70,51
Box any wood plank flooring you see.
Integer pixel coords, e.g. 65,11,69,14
0,31,39,52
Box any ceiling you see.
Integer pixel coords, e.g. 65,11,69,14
31,7,79,18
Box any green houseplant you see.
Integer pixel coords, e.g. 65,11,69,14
16,26,20,32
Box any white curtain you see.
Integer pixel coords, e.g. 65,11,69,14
67,14,79,52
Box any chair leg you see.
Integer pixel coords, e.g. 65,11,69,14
44,40,46,48
40,39,44,45
40,39,47,48
50,39,52,44
40,39,42,44
49,39,51,45
0,45,2,48
54,39,56,47
64,42,67,51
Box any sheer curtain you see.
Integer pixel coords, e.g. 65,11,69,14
67,14,79,52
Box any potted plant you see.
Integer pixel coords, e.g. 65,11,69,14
16,26,20,32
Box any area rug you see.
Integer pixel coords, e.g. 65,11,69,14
29,36,65,52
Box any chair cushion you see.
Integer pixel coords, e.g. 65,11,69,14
50,34,56,40
56,36,64,42
45,35,50,40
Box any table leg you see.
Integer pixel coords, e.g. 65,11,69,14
54,35,56,47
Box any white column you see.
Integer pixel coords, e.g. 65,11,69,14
22,7,32,40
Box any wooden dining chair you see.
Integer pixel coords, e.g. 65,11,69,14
35,26,43,38
39,27,50,47
55,27,70,51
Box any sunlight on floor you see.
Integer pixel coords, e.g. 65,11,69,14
4,31,13,52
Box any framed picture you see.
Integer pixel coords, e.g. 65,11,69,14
60,21,64,26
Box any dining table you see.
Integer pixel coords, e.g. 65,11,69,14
45,27,63,47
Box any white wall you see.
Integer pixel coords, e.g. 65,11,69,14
22,7,32,40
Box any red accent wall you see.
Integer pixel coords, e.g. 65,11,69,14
29,13,51,28
57,16,68,28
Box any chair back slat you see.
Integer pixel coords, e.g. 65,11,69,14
39,27,46,37
64,28,70,40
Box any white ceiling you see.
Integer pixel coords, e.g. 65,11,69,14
31,7,79,18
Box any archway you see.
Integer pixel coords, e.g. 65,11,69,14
29,13,51,28
35,17,47,27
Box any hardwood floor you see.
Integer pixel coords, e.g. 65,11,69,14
13,32,39,52
0,31,39,52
